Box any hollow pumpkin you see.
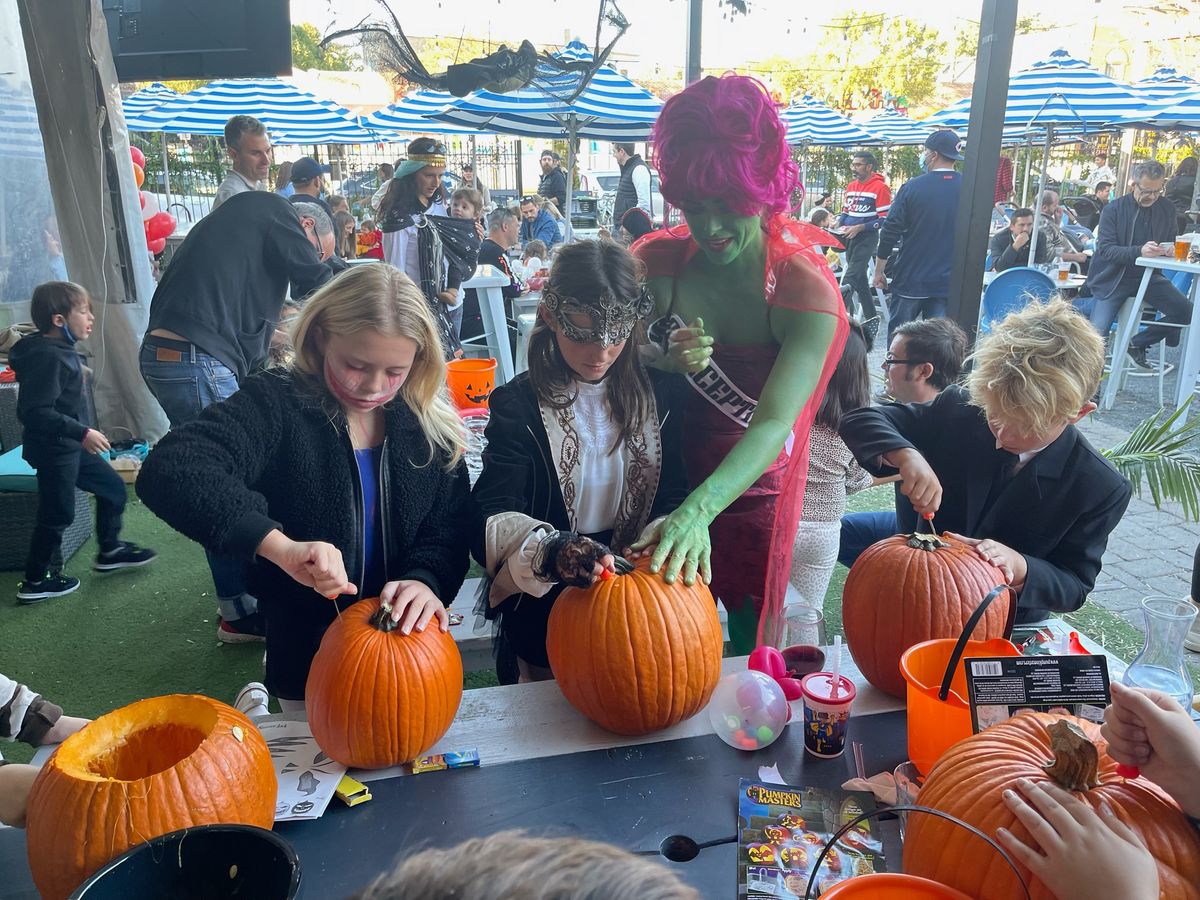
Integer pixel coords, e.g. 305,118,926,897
25,694,275,900
904,711,1200,899
306,598,463,768
842,530,1011,697
545,556,724,735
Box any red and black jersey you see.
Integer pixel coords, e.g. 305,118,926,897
838,172,892,230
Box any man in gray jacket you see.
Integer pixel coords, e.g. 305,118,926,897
1086,160,1192,370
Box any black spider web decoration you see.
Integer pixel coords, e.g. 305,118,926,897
321,0,631,102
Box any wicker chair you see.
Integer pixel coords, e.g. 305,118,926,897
0,488,92,571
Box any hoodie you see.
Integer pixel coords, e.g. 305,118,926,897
839,171,892,231
9,332,89,465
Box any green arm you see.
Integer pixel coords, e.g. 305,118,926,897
645,306,840,584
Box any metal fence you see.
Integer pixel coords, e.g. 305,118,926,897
131,132,528,226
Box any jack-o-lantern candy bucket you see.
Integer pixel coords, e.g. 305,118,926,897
446,358,496,410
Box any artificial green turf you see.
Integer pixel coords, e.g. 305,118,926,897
2,483,1161,762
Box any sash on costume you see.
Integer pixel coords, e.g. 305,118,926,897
647,314,758,429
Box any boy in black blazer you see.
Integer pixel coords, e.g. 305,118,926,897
840,300,1131,623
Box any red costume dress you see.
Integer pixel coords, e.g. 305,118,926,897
635,216,847,643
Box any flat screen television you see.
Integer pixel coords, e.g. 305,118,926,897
102,0,292,82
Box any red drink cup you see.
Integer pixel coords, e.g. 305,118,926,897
800,672,856,758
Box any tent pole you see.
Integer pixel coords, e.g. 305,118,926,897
565,117,577,240
161,132,172,218
1021,135,1033,207
1029,128,1053,263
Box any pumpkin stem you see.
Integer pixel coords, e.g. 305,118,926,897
1041,719,1101,792
905,532,948,551
368,602,399,633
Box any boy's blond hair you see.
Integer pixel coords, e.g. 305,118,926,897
353,830,699,900
451,187,483,216
966,299,1104,436
291,264,464,468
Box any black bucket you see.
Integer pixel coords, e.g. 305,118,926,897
68,824,301,899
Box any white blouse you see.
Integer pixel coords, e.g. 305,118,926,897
572,380,626,534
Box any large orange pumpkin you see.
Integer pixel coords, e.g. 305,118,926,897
306,598,463,768
545,556,724,735
904,711,1200,899
842,530,1011,697
26,694,275,900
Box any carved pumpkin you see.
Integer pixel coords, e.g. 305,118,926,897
904,712,1200,899
545,556,724,735
26,694,275,900
842,530,1012,697
306,598,463,768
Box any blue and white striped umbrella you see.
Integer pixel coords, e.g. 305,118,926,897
925,50,1142,133
433,39,662,141
857,107,932,146
1112,87,1200,131
781,95,876,147
0,85,46,161
125,78,378,144
121,82,178,120
363,90,481,137
1134,67,1198,103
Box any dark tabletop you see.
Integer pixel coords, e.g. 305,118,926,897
0,711,908,899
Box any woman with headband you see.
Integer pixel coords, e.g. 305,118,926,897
633,75,848,653
470,241,690,683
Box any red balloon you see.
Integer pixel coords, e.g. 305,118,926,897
147,237,166,254
130,146,146,169
146,210,176,241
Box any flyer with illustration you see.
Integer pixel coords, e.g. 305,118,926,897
258,718,346,822
737,779,885,899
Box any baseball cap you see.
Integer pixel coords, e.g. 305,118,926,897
924,131,964,161
290,157,331,183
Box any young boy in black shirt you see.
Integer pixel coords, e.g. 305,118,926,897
12,282,155,602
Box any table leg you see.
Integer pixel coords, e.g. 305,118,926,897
1171,275,1200,425
479,285,515,385
1101,267,1154,411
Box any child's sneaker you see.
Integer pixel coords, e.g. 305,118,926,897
218,612,267,644
17,573,81,604
94,542,157,571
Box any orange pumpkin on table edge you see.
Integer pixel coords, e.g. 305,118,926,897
25,694,275,900
842,529,1012,698
306,597,463,768
546,555,724,736
904,711,1200,899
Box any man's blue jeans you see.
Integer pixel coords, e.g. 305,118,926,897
887,295,948,342
838,511,898,569
139,337,256,619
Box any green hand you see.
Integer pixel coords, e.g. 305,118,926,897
645,498,712,587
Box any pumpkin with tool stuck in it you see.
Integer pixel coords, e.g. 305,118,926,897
306,597,463,768
904,711,1200,899
842,527,1012,698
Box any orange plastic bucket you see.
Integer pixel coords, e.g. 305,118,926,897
446,358,496,410
900,636,1020,776
818,874,972,899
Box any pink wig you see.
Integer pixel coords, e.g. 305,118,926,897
651,75,799,217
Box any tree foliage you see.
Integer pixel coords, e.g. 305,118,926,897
292,23,356,71
756,14,948,111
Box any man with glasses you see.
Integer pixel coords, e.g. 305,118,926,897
839,318,968,568
1085,159,1192,370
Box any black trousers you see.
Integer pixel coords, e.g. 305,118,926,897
842,230,879,320
25,450,126,580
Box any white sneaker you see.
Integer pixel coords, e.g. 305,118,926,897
1186,599,1200,653
234,681,271,718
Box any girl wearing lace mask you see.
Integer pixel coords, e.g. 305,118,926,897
470,241,690,683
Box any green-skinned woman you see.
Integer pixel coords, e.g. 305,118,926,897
633,75,848,653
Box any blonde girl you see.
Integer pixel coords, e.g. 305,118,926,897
139,264,470,709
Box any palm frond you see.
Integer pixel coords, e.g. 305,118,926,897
1101,406,1200,521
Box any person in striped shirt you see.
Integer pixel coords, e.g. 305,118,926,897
837,152,891,347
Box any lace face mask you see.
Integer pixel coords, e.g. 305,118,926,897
541,285,655,347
